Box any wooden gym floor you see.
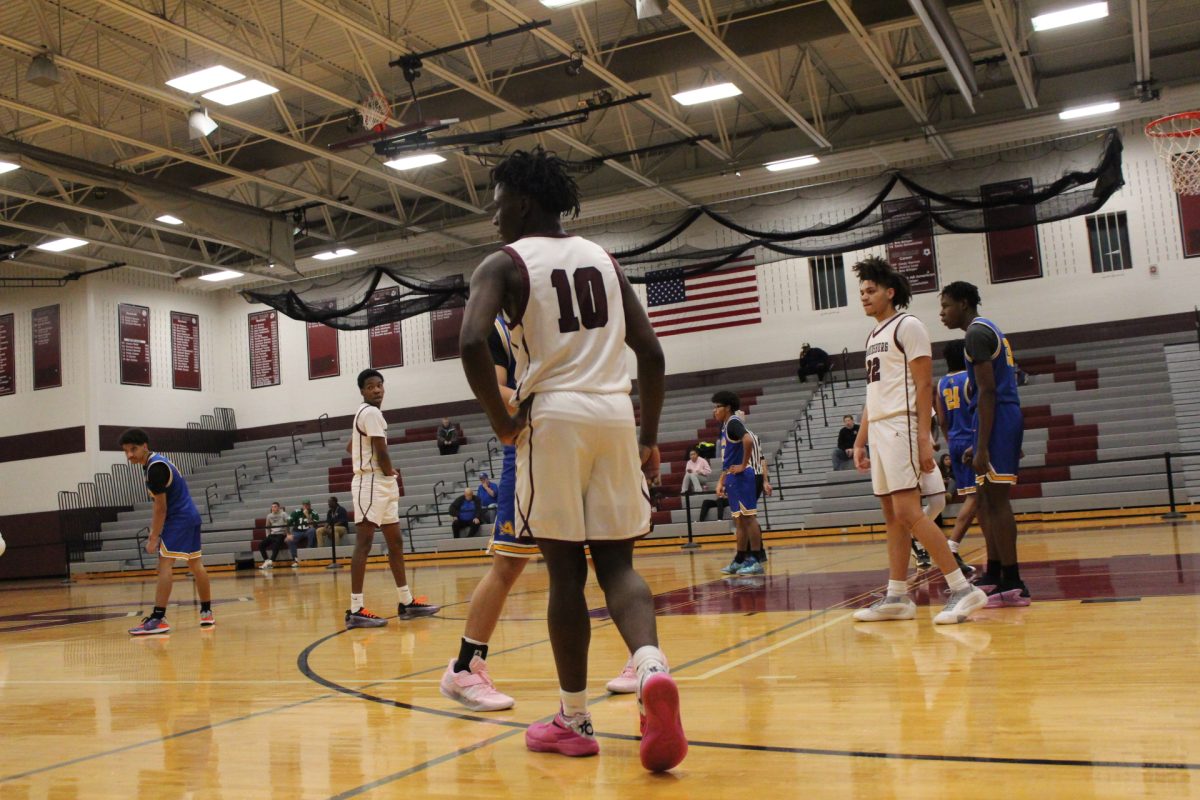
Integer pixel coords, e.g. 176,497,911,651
1,519,1198,799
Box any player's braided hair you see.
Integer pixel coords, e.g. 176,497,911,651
491,146,581,219
941,281,982,310
852,255,912,309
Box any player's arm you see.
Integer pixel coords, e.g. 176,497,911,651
853,405,870,471
965,327,999,476
145,461,170,554
732,433,753,473
371,436,395,476
618,267,665,461
910,355,936,472
760,456,772,496
934,379,949,448
462,251,523,443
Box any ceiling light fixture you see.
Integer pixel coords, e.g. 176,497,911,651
1058,100,1120,120
187,107,218,139
25,52,61,87
0,161,19,175
155,214,184,225
384,153,447,171
202,79,279,106
764,154,821,172
539,0,590,7
198,269,244,282
1031,2,1108,32
166,65,245,94
312,248,358,261
672,83,742,106
36,237,88,252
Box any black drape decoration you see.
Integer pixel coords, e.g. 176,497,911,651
244,130,1123,327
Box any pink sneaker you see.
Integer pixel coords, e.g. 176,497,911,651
525,710,599,757
606,659,638,694
638,671,687,772
439,657,515,712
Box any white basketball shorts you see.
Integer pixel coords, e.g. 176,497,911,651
351,472,400,526
869,414,945,498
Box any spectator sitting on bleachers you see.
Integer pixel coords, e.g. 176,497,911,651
681,448,712,495
476,472,499,523
832,414,860,471
259,501,289,569
287,500,319,566
449,487,482,538
797,343,830,383
317,495,349,547
438,417,461,456
699,497,728,522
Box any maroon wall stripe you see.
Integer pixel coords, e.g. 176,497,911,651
0,426,85,465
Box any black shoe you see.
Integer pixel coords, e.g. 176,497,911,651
398,599,441,620
953,552,975,577
911,540,931,570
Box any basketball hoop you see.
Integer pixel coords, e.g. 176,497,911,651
1146,111,1200,195
360,93,391,133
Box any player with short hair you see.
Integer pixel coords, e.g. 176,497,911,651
120,428,214,635
849,257,987,625
712,391,767,575
344,369,439,629
939,281,1028,606
936,339,978,577
459,146,686,772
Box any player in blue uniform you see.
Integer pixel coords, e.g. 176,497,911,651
712,391,766,576
120,428,214,635
935,339,977,577
939,282,1028,606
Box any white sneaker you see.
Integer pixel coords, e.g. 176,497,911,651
933,586,988,625
439,657,514,711
260,560,273,570
606,658,638,694
852,595,916,622
290,560,300,568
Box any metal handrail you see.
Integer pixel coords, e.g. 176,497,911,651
804,412,813,449
433,480,446,526
134,526,149,570
463,457,476,486
792,427,804,473
234,465,248,503
266,445,278,483
826,369,837,405
841,347,851,388
289,431,302,464
486,436,498,475
204,483,219,523
819,381,828,426
317,413,329,447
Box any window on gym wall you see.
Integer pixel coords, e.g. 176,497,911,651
810,254,847,311
1086,212,1132,273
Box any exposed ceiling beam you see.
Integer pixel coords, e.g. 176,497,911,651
667,0,830,149
982,0,1038,109
0,217,218,272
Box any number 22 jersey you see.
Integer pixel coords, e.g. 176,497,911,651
503,235,632,403
864,312,932,422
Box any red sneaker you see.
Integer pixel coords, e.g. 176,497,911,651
638,672,687,772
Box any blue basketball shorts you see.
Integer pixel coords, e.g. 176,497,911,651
948,435,976,496
160,517,202,560
725,469,758,517
488,445,539,558
977,403,1023,486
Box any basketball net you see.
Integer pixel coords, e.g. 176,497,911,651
360,93,390,133
1146,111,1200,195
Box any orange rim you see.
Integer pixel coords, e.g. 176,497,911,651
1145,111,1200,138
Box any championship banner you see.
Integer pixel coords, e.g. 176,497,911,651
883,197,938,293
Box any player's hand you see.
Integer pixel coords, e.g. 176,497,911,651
639,444,661,483
716,481,727,498
728,464,745,475
145,537,158,555
972,447,990,477
961,446,974,465
763,482,773,497
495,407,528,446
853,445,870,472
286,534,293,542
918,439,935,473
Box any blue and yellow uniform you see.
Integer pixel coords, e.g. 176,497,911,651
487,316,538,558
937,370,976,495
721,416,758,516
145,453,203,559
964,317,1023,485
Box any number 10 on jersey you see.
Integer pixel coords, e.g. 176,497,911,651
551,267,609,333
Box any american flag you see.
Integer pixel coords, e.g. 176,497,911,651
644,254,761,337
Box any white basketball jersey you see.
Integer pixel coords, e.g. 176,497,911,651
351,402,388,476
504,235,631,403
864,312,931,422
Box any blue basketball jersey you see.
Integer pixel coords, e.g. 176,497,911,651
937,371,973,441
965,317,1020,411
145,453,201,523
721,418,749,472
492,315,517,390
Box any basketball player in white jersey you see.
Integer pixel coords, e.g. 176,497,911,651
459,147,686,772
849,257,987,625
345,369,439,629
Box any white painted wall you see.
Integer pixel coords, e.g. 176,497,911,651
2,121,1194,513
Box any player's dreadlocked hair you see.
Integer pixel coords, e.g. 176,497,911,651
940,281,982,310
491,146,581,219
852,255,912,309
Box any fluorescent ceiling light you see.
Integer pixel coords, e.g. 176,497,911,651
384,153,447,170
198,269,243,282
1058,101,1120,120
540,0,589,7
166,65,245,94
312,248,358,261
0,161,19,175
1031,2,1108,31
672,83,742,106
202,79,279,106
36,237,87,252
155,214,184,225
764,155,821,172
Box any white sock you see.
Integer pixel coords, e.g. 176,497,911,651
397,585,414,606
945,569,969,593
350,593,364,613
948,539,960,554
887,579,908,598
560,688,589,718
632,645,668,682
923,492,946,521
